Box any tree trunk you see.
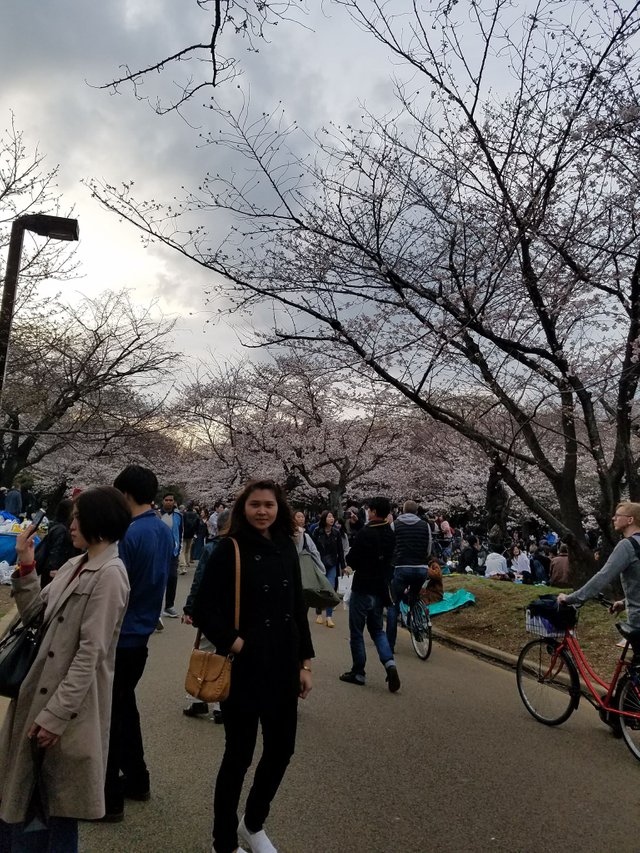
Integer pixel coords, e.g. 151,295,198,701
328,486,345,516
485,466,508,540
566,536,597,589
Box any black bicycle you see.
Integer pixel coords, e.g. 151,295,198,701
399,589,433,660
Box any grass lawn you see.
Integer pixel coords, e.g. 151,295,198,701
435,573,626,677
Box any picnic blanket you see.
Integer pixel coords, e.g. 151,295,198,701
426,589,476,616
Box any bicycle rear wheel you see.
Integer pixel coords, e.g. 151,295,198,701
409,601,432,660
617,673,640,762
516,639,579,726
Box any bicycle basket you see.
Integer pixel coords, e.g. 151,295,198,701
525,595,577,638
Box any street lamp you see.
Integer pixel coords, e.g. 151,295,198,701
0,213,79,405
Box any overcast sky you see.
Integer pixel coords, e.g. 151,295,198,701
0,0,395,362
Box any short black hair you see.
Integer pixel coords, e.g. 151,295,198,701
114,465,158,505
74,486,131,544
54,498,74,525
163,493,175,501
368,496,391,519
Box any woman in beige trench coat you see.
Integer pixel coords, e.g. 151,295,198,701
0,486,130,853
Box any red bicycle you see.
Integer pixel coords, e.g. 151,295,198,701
516,594,640,762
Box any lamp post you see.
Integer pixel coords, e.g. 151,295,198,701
0,214,79,406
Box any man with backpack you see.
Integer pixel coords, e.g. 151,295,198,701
558,502,640,660
385,500,432,655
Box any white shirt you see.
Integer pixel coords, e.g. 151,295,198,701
484,552,509,577
512,553,531,575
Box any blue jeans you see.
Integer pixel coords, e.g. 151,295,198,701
386,566,428,653
348,590,395,678
0,818,78,853
315,565,337,618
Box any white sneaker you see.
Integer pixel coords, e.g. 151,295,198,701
162,607,179,618
238,816,277,853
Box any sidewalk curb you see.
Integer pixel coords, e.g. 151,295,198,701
432,626,519,668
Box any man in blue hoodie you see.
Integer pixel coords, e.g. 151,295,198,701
103,465,173,821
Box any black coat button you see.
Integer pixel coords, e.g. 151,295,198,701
263,584,270,593
40,687,47,695
282,579,289,588
70,712,77,719
254,555,261,561
264,619,271,627
47,651,54,658
58,616,64,623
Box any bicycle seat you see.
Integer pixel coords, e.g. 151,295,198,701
615,622,640,642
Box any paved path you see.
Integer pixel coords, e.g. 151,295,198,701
3,576,640,852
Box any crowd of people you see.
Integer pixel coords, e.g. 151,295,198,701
1,473,639,853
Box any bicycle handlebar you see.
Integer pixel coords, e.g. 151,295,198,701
557,592,614,609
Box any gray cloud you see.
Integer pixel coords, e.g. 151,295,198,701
0,1,395,358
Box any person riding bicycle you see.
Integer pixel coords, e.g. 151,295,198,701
557,502,640,662
386,500,432,655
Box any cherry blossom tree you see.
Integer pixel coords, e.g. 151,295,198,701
0,290,178,487
169,352,492,514
90,0,640,581
174,354,415,511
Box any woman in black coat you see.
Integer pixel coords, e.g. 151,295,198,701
311,510,345,628
193,480,314,853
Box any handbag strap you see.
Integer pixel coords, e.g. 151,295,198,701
194,536,241,649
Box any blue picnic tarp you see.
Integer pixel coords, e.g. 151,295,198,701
427,589,476,616
0,533,18,565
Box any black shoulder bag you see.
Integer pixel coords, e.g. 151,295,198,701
0,607,46,699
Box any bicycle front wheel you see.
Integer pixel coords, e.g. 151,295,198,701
409,602,432,660
617,673,640,762
516,639,579,726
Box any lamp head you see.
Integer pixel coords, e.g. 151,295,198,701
20,214,79,241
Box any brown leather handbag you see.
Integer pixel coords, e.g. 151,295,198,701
185,537,240,703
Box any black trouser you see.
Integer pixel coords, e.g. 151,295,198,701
164,555,179,609
213,700,298,853
105,646,149,812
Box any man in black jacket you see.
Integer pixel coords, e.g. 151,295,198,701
340,496,400,692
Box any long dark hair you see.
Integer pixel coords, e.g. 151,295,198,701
319,510,335,532
227,480,295,538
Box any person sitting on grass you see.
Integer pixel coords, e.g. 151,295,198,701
484,548,511,580
510,545,532,583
